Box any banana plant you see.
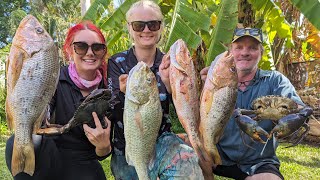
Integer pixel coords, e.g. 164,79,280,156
290,0,320,30
83,0,238,65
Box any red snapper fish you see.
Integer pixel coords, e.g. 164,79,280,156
168,39,208,162
5,15,59,176
199,51,238,165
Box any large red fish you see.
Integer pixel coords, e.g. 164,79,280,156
168,39,208,162
199,51,238,166
5,15,59,176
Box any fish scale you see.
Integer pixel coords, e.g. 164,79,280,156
6,15,59,176
124,62,162,180
199,51,238,165
168,39,207,159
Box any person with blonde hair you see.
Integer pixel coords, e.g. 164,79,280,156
107,0,204,179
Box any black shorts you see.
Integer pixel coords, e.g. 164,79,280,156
213,163,284,180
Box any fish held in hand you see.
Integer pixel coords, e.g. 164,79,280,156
168,39,208,162
124,62,162,180
199,51,238,165
5,15,60,176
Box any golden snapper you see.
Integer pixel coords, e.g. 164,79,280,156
123,62,162,180
199,51,238,165
5,15,59,176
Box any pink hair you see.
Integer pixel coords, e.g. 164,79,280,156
63,21,108,86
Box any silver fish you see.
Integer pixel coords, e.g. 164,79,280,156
124,62,162,180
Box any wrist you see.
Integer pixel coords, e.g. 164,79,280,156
95,145,112,157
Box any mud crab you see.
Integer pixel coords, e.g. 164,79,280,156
37,89,117,135
234,95,313,146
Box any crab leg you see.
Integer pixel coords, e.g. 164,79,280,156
234,109,269,143
285,123,310,148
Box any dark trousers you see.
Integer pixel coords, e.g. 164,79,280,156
6,135,107,180
5,134,61,180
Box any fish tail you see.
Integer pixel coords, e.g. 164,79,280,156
11,141,35,176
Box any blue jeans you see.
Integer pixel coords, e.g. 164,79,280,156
111,132,204,180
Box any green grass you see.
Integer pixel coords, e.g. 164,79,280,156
1,139,319,179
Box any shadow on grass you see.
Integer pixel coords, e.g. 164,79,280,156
278,155,320,168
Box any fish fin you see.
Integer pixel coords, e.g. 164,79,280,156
134,111,143,133
125,151,134,166
211,145,222,165
148,148,157,171
6,46,25,91
11,140,35,176
194,142,211,163
33,105,49,134
201,90,213,115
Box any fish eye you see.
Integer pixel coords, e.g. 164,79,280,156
35,27,44,34
230,66,236,72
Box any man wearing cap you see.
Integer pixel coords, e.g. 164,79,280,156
200,27,304,179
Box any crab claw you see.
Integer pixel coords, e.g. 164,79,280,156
234,109,269,143
270,114,308,139
270,106,313,139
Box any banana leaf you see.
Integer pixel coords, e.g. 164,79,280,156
99,0,138,30
82,0,111,22
290,0,320,31
205,0,238,66
164,0,210,52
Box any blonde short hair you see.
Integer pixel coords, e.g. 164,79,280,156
126,0,164,22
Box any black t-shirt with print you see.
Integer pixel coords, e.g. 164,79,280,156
107,47,172,156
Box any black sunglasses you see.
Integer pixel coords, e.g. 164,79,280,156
129,21,161,32
72,42,106,56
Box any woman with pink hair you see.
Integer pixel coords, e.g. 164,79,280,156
6,20,111,180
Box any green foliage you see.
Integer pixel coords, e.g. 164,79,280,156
83,0,138,54
290,0,320,31
205,0,238,66
0,0,29,48
164,0,208,51
82,0,111,23
248,0,293,47
169,104,185,134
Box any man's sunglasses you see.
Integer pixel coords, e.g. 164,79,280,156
233,28,263,42
72,42,106,56
129,20,162,32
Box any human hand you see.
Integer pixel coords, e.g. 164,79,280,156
200,66,210,82
83,112,112,157
119,74,128,94
159,54,172,93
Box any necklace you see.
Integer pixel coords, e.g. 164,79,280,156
238,79,254,88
